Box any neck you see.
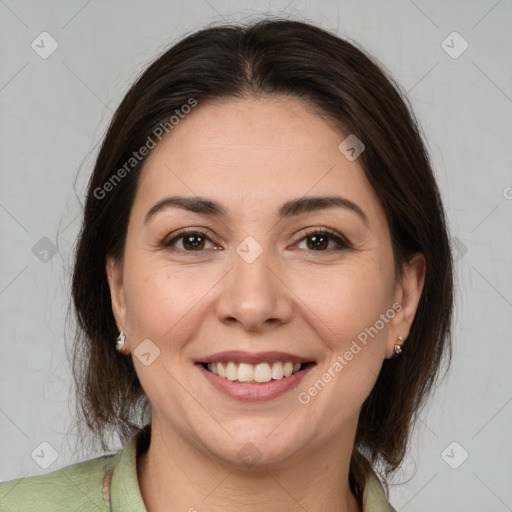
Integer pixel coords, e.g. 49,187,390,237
137,421,361,512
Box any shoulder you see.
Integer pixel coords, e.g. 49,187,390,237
0,451,121,512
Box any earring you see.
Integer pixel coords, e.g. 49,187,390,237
394,336,404,355
115,331,129,355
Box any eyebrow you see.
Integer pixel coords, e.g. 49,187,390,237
145,195,368,225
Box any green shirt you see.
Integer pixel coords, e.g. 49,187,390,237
0,432,396,511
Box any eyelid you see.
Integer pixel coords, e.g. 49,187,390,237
162,227,220,248
294,227,352,250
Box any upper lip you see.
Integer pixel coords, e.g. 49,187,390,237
198,350,315,365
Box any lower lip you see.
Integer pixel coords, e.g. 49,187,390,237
197,363,314,401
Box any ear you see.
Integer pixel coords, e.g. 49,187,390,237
387,252,426,358
105,256,127,333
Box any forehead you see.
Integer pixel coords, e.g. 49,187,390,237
133,96,383,222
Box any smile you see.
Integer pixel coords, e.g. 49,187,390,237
196,351,316,401
202,361,312,383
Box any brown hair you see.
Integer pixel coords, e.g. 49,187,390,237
71,17,453,499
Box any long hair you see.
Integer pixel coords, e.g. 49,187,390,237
71,18,453,500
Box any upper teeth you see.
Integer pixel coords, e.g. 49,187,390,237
207,361,302,383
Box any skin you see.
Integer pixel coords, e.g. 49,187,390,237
106,95,425,512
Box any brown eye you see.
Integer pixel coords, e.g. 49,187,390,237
181,234,205,250
306,234,330,251
163,230,216,251
297,228,352,252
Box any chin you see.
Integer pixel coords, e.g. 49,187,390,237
194,424,307,469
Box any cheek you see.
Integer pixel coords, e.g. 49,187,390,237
120,254,212,418
122,251,221,345
305,257,395,412
294,263,394,429
303,258,395,346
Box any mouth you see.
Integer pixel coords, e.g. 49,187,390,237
195,350,317,398
199,360,316,384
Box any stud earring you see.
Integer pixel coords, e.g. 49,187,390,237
115,331,129,355
394,336,404,355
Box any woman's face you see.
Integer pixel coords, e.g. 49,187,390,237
107,95,423,467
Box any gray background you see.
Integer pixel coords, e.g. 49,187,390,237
1,0,511,510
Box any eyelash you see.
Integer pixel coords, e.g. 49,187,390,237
161,227,352,253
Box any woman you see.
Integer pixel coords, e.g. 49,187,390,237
0,18,453,511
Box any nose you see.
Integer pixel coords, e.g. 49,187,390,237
215,246,294,332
